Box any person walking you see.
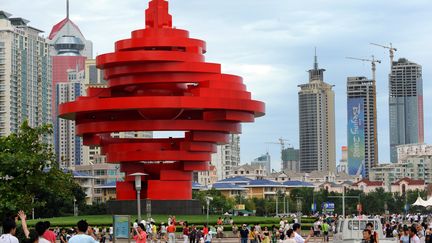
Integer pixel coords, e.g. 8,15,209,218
42,221,56,243
182,225,189,243
362,229,374,243
59,229,68,243
283,229,296,243
35,222,50,243
399,226,409,243
232,224,238,238
108,225,113,242
204,228,212,243
239,224,249,243
0,217,19,243
409,226,421,243
292,223,313,243
167,222,176,243
262,227,270,243
160,223,167,242
68,220,98,243
322,220,330,242
132,223,147,243
188,225,196,243
216,225,223,243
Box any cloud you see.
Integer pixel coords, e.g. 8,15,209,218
3,0,432,170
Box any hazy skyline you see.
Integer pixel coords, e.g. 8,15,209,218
2,0,432,171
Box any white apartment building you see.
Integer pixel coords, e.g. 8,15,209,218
370,155,432,185
196,134,241,184
397,143,432,163
0,11,51,137
56,68,84,169
369,144,432,188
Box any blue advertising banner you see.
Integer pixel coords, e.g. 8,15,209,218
347,98,365,176
322,202,335,212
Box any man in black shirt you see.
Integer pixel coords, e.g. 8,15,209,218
239,224,249,243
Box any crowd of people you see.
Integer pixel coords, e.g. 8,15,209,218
5,212,432,243
130,215,226,243
0,210,116,243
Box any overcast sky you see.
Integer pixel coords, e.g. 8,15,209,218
2,0,432,171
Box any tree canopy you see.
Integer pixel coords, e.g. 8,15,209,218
0,121,85,219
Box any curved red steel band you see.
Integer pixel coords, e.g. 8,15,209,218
58,0,265,200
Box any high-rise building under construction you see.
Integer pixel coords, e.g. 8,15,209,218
347,76,378,178
389,58,424,163
298,54,336,173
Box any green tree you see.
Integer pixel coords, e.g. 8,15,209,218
192,189,235,214
0,122,84,219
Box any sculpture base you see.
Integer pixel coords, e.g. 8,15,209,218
107,199,202,215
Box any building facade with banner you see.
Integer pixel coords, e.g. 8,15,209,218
347,77,378,178
347,97,366,177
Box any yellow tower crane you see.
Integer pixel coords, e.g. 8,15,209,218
346,56,381,81
370,42,398,67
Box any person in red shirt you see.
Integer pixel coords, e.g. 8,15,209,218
203,224,209,236
42,221,56,243
167,222,176,242
217,217,223,225
132,223,147,243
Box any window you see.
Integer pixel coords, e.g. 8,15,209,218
348,220,359,230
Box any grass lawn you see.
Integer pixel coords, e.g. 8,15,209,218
26,215,282,227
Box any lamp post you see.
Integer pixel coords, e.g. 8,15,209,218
206,196,213,225
73,198,77,216
32,197,35,220
296,197,303,224
130,172,148,222
276,192,279,217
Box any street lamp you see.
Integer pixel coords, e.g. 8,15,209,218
130,172,148,222
276,191,279,217
73,197,77,216
206,196,213,225
296,197,303,224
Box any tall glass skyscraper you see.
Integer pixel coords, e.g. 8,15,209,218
389,58,424,163
347,76,378,178
298,54,336,173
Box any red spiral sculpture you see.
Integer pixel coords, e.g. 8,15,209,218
59,0,265,200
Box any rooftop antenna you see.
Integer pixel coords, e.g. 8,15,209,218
66,0,69,19
314,47,318,69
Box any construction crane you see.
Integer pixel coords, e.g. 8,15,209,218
346,55,381,81
370,42,397,67
266,138,291,151
266,138,291,171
